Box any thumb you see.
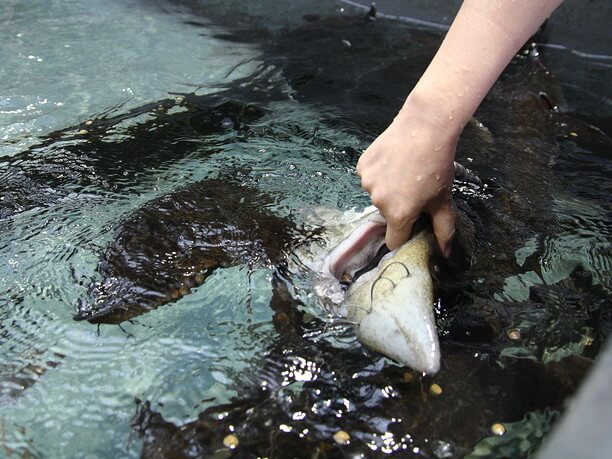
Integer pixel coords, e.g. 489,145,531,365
431,202,455,258
385,216,416,251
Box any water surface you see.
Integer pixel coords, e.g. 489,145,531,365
0,0,610,457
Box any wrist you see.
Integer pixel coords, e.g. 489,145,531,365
394,88,463,146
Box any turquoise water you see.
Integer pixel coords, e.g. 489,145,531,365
1,2,366,456
1,0,610,457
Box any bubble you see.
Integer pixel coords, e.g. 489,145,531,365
221,117,234,129
416,175,423,182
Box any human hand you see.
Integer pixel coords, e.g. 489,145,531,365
356,100,458,256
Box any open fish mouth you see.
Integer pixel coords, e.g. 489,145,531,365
320,208,387,283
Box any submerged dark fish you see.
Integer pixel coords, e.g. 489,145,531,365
0,92,268,220
75,179,297,323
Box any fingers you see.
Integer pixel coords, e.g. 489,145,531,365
431,202,455,258
385,213,416,251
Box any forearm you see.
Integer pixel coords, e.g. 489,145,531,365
357,0,563,252
401,0,562,136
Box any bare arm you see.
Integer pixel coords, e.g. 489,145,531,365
357,0,563,254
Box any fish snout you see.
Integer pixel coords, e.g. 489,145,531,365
347,254,440,374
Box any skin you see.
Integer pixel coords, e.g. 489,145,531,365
356,0,563,254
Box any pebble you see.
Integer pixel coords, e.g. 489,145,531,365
223,434,239,449
333,430,351,445
491,423,506,436
507,329,521,340
78,129,88,135
429,383,443,397
85,120,93,126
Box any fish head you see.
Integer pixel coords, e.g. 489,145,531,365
345,230,440,374
315,208,441,374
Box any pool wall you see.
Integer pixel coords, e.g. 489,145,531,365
342,0,612,55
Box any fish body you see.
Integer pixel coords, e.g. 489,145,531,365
76,179,295,324
80,179,441,373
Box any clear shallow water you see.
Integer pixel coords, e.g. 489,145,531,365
1,0,611,458
0,0,260,157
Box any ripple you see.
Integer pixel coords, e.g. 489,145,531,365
1,1,610,457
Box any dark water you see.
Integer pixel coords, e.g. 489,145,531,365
0,0,610,457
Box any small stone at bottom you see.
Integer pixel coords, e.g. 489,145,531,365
223,434,239,449
333,430,351,445
491,423,506,436
429,383,443,396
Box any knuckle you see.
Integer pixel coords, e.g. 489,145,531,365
387,208,411,228
361,177,373,192
370,193,384,209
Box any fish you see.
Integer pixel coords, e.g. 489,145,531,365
302,205,441,374
75,179,298,324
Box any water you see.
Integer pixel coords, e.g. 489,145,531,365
1,0,610,458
